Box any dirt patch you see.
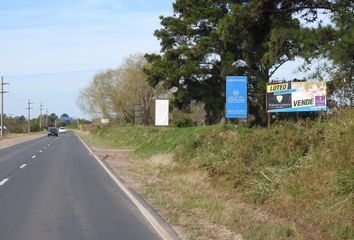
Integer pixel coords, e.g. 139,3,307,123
0,133,43,148
149,154,174,166
95,151,150,191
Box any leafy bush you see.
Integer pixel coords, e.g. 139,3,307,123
175,116,194,128
30,123,40,132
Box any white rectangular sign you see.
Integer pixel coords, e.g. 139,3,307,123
155,100,169,126
101,118,110,125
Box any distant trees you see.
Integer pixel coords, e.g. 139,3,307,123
77,55,156,124
4,115,42,133
145,0,353,124
3,115,27,133
48,113,58,123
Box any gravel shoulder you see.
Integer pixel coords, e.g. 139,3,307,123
0,133,44,149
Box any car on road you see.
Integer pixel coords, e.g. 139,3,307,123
58,127,67,134
47,127,58,137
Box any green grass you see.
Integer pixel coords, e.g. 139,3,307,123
84,124,224,158
81,109,354,240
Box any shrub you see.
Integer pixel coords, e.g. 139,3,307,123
175,116,194,128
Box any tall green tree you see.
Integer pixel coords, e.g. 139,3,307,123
325,1,354,106
145,0,352,124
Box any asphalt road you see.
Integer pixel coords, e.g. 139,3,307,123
0,132,161,240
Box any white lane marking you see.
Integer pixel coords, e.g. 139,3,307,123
39,150,43,153
0,178,9,186
76,134,174,240
32,155,36,159
47,144,50,146
20,164,27,169
44,147,47,149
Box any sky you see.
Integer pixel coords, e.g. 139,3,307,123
0,1,325,120
0,0,174,119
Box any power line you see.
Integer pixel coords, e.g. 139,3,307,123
1,77,9,137
6,91,26,114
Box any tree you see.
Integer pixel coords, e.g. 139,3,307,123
321,1,353,106
77,55,156,124
77,70,117,118
145,0,352,124
145,0,230,123
112,55,156,124
47,113,58,127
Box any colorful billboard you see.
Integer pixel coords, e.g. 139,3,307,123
226,76,248,118
267,82,327,113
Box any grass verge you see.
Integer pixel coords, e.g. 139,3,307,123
79,109,353,240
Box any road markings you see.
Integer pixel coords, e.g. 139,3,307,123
0,178,9,186
76,134,175,240
39,150,43,153
32,155,36,159
44,147,47,149
20,164,27,169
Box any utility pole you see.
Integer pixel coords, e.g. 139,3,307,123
26,99,33,133
1,77,9,137
45,109,49,127
39,103,44,129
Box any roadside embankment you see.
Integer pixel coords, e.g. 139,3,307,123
79,109,353,240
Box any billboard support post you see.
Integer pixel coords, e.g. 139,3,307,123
267,113,272,128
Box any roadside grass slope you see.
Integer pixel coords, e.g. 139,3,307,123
82,110,353,240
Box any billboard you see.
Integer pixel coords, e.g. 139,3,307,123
60,116,72,121
267,81,327,113
226,76,248,118
155,99,169,126
101,118,110,125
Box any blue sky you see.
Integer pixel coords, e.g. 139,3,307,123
0,0,174,119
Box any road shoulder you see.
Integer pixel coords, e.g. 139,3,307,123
0,133,44,149
75,132,181,240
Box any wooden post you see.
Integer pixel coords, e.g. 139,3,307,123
267,113,272,128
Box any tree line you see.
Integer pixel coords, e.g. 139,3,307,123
3,113,78,133
78,0,353,125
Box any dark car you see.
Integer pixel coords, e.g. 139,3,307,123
47,127,58,137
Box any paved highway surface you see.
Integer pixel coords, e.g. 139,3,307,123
0,132,161,240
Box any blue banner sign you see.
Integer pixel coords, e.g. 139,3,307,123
226,76,248,119
61,117,73,121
